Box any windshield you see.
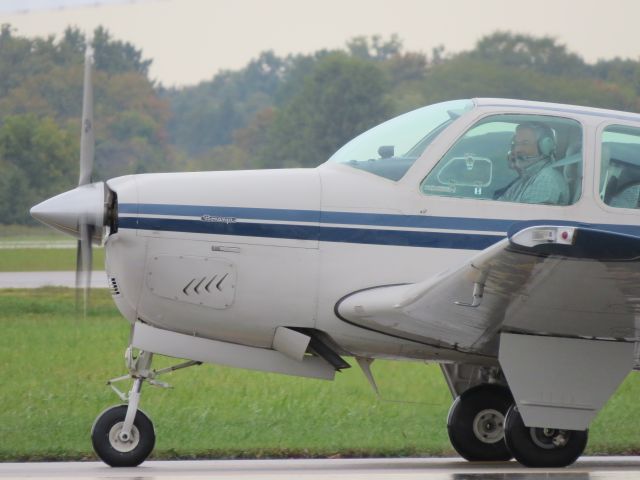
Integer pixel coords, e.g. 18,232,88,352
326,99,474,180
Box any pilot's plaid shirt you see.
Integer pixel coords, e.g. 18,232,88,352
499,160,569,205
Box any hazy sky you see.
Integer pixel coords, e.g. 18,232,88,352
2,0,639,87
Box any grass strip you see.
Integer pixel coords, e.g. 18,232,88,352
0,225,68,242
0,288,638,461
0,248,105,272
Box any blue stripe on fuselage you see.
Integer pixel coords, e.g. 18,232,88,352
117,203,640,250
119,203,513,231
118,203,320,223
117,216,503,250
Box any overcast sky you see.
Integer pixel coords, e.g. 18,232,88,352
2,0,639,87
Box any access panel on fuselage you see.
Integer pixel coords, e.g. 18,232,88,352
125,169,324,349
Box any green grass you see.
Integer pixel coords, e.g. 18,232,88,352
0,248,104,271
0,224,104,272
0,288,639,461
0,225,70,243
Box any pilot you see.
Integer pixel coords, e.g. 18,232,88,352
497,122,569,205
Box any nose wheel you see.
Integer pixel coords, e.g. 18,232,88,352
447,384,513,461
91,347,201,467
91,404,155,467
503,405,588,467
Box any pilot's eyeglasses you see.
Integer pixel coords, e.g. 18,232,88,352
512,140,534,148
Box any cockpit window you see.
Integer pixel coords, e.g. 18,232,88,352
421,114,583,206
326,100,473,181
599,125,640,209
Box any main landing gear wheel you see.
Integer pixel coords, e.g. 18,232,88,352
91,405,155,467
503,404,588,468
447,384,513,461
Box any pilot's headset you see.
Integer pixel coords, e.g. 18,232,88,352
508,122,557,166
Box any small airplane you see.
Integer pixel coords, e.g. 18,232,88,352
31,46,640,469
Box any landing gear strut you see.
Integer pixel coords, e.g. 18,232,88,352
447,384,513,461
91,348,200,467
503,405,588,468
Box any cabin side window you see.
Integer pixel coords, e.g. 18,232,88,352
420,114,583,206
599,125,640,209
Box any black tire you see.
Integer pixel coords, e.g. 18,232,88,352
503,404,588,468
91,405,155,467
447,384,513,462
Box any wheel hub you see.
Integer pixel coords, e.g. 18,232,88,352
108,421,140,452
530,427,570,450
472,409,505,444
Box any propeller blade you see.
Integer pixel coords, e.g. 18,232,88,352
75,222,94,315
75,42,96,314
78,44,94,186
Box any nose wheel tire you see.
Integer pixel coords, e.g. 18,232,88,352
447,384,513,461
503,404,588,468
91,405,155,467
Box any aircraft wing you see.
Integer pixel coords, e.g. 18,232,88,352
336,224,640,357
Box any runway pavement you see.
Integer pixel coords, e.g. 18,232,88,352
1,457,640,480
0,271,108,289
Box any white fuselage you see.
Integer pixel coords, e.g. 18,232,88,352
105,100,640,366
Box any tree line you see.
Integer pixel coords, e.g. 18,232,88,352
1,25,639,224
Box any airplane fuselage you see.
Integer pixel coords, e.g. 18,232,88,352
105,144,640,368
